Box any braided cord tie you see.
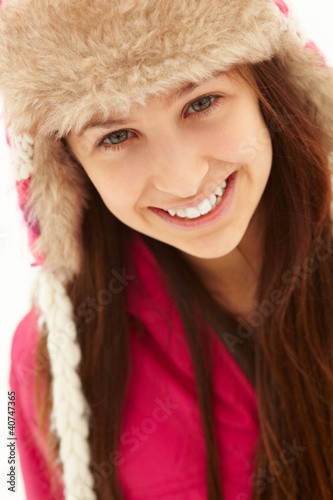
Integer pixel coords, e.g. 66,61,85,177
38,269,97,500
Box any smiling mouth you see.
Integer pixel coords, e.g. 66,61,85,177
155,173,233,220
148,170,237,229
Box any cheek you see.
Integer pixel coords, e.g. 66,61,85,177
206,101,272,165
86,161,145,215
203,128,269,166
235,129,272,165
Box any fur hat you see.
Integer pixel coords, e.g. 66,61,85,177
0,1,332,498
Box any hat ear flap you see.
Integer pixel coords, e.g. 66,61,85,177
14,135,92,281
9,131,97,497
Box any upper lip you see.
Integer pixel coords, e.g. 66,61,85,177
153,173,233,212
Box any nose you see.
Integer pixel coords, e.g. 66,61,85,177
147,133,209,198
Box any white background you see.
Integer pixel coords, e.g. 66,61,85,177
0,1,333,498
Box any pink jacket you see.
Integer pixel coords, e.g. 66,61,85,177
9,234,259,499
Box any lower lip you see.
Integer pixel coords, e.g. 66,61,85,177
148,171,238,231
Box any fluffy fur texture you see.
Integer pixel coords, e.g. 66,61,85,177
0,0,284,137
1,1,333,499
26,137,91,280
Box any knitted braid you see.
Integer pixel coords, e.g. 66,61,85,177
11,133,34,181
38,271,96,500
12,134,97,500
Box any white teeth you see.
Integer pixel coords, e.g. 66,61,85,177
198,198,212,215
185,207,201,219
166,177,228,218
209,194,217,207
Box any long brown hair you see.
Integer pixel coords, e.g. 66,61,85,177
35,57,333,499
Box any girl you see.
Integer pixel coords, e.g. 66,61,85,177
1,0,333,499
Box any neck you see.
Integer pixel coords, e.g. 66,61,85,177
179,209,265,321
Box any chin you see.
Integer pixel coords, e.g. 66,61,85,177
177,235,242,260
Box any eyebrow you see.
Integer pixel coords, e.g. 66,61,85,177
78,117,131,137
164,81,202,105
79,75,226,136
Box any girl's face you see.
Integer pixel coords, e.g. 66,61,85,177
67,72,273,259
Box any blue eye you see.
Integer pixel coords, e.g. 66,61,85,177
188,95,213,113
104,129,129,145
97,128,136,152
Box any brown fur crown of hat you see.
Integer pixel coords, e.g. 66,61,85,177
0,0,331,141
0,0,332,281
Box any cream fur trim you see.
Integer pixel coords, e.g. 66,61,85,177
15,135,91,282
